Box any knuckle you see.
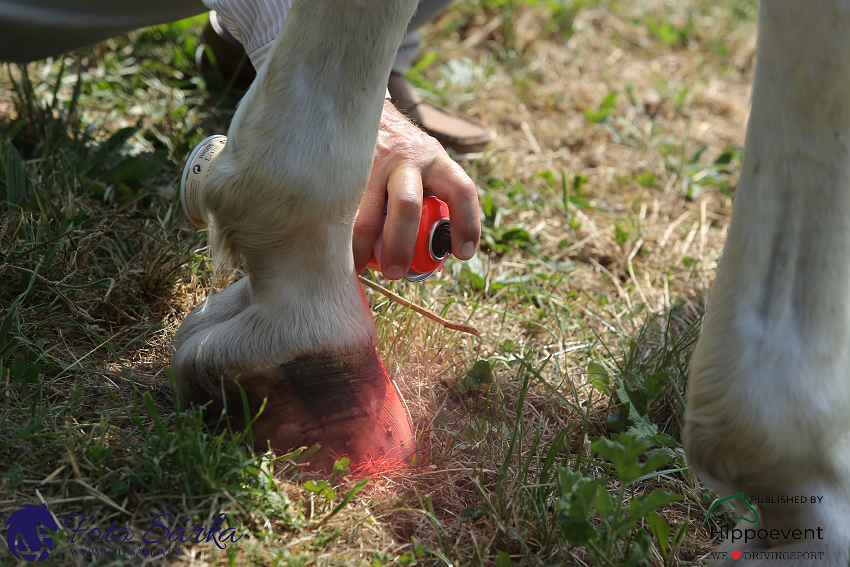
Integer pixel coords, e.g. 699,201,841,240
394,193,422,218
353,219,381,237
459,176,478,196
421,134,444,155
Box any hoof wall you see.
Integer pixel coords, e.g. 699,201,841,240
214,346,414,472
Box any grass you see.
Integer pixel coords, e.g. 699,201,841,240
0,0,758,565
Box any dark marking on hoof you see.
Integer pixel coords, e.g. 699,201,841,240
281,349,388,425
199,346,415,472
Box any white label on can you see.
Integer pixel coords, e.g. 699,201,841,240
180,135,227,227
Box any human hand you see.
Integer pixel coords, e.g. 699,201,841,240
353,100,481,279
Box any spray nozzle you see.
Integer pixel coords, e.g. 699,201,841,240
431,221,452,260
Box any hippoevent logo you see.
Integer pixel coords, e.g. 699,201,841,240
4,502,245,562
703,492,827,561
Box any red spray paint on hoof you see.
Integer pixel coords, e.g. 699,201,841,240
212,346,414,472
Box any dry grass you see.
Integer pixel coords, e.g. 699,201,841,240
0,1,760,565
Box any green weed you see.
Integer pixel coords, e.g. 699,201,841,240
0,0,759,563
584,90,618,124
555,433,682,567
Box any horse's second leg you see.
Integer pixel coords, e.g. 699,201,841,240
686,2,850,564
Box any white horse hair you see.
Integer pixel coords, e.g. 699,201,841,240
171,0,850,560
685,1,850,564
172,0,420,471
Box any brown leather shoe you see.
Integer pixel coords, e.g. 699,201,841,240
197,12,256,92
388,71,490,159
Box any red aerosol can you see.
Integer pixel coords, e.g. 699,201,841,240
365,194,452,282
181,136,453,282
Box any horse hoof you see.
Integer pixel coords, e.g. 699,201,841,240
210,345,415,472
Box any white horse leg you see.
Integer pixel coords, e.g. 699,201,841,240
686,1,850,564
172,0,420,471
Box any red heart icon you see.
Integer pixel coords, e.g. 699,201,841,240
731,551,742,560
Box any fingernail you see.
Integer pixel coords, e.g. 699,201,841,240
384,265,404,280
459,241,476,260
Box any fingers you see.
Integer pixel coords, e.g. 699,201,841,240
356,101,480,279
420,158,480,260
380,166,423,279
352,186,386,274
